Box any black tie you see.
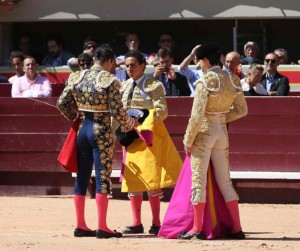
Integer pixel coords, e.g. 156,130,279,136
128,81,137,101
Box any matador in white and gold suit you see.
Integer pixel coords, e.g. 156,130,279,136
178,43,248,240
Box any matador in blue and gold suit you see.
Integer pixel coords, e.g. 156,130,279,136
57,65,133,196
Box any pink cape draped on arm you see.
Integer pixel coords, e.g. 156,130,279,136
158,156,233,239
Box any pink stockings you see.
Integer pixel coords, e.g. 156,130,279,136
129,194,161,226
130,195,143,226
96,193,114,233
74,194,91,231
226,200,242,233
148,195,161,226
188,203,206,234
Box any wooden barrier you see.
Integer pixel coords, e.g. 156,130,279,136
0,97,300,203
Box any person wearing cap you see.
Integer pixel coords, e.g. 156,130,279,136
241,41,263,65
178,43,248,240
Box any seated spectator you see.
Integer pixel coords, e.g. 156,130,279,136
42,33,74,66
261,53,290,96
67,35,98,71
274,48,289,64
241,41,263,65
116,33,148,66
224,51,244,79
178,44,204,95
11,56,52,97
148,33,182,65
241,64,268,96
152,47,190,96
8,51,25,84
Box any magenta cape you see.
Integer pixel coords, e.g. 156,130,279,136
158,156,233,239
57,119,81,173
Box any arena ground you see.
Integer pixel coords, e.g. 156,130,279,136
1,196,299,251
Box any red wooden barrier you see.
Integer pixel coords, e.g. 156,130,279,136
1,97,300,202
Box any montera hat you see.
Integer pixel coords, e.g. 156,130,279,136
116,109,149,147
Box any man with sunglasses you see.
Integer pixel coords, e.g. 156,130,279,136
261,53,290,96
68,35,98,72
78,53,93,71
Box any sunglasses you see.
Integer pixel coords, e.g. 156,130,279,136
160,39,171,43
79,62,92,67
86,45,96,49
265,59,277,64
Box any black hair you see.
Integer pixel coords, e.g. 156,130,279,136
196,43,221,65
78,53,93,64
125,51,146,65
83,35,98,49
95,44,115,63
46,33,64,47
9,51,25,64
157,47,173,58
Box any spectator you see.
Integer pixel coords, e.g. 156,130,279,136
241,41,263,65
68,35,98,71
8,51,25,84
148,33,182,65
16,33,42,64
116,33,148,66
120,51,182,236
224,51,244,79
153,47,191,96
241,64,268,96
274,48,289,64
11,56,52,97
42,33,74,66
77,53,93,71
261,53,290,96
178,44,204,95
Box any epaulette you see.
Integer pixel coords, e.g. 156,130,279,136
200,72,220,92
67,70,87,85
120,80,130,93
96,71,118,89
143,78,164,93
